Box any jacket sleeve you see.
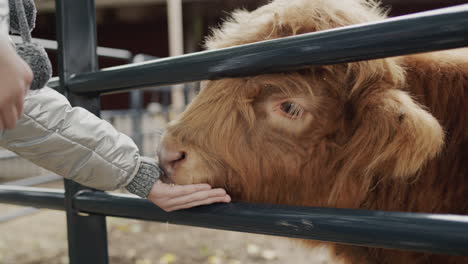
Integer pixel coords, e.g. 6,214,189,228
0,87,145,191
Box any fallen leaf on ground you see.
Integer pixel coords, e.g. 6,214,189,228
159,253,177,264
261,249,278,260
207,255,223,264
130,224,142,233
246,243,260,256
199,245,211,257
136,258,152,264
115,224,130,232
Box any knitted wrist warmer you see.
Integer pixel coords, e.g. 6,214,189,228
126,157,162,198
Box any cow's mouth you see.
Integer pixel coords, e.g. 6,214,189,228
158,165,175,184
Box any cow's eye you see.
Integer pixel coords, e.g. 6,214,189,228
279,101,303,118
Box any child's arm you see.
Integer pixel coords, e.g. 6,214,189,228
0,87,230,210
0,87,154,192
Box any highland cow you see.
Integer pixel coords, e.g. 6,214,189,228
158,0,468,263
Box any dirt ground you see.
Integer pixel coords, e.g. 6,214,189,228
0,182,335,264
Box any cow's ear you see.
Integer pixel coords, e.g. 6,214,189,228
346,89,444,179
328,88,444,207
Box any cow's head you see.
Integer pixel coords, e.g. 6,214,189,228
159,0,444,207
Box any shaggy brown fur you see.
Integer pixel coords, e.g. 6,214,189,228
159,0,468,263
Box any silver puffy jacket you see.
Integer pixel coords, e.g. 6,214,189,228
0,87,143,191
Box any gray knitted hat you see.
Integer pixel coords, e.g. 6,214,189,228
8,0,36,34
10,0,52,90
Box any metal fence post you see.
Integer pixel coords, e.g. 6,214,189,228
55,0,108,263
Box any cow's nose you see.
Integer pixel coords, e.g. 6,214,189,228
159,146,187,176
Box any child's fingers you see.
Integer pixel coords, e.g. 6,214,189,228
166,194,231,212
18,57,33,91
147,181,232,212
15,93,24,117
169,184,213,197
164,188,228,208
1,106,18,129
153,181,212,198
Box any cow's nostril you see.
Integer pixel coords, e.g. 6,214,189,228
159,146,188,177
173,151,186,163
179,152,186,161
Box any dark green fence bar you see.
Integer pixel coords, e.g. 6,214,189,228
67,4,468,95
0,186,64,210
72,192,468,256
1,186,468,256
55,0,109,262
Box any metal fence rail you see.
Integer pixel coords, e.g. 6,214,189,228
0,174,62,223
67,4,468,94
10,35,133,60
0,0,467,263
1,186,468,256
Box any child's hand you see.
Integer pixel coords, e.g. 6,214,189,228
0,37,32,129
147,180,231,212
